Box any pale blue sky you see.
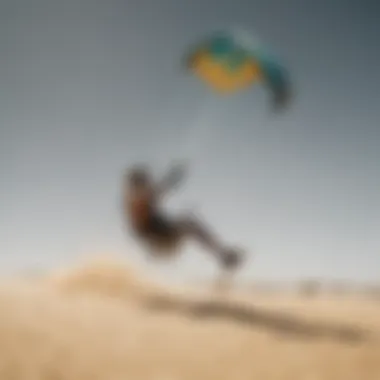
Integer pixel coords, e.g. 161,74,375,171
0,0,379,282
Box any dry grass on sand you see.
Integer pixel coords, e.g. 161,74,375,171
0,254,379,380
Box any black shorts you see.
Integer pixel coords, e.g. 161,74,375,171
136,213,179,242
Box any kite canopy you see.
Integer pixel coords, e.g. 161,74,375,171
184,31,291,110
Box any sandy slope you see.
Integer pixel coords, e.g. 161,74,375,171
0,255,379,380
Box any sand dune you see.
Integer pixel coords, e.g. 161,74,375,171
0,254,379,380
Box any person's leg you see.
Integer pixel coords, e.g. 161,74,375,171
176,214,243,269
176,215,222,255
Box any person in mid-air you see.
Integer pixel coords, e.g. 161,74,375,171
122,163,244,270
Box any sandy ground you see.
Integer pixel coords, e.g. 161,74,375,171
0,255,379,380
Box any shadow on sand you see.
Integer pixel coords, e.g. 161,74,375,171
145,295,375,344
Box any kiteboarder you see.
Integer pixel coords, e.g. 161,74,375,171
122,162,244,270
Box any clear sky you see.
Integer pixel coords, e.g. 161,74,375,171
1,0,379,282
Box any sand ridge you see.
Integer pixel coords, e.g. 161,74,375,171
0,254,379,380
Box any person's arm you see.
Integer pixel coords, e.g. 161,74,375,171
156,162,188,198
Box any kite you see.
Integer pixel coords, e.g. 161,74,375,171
184,31,292,110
